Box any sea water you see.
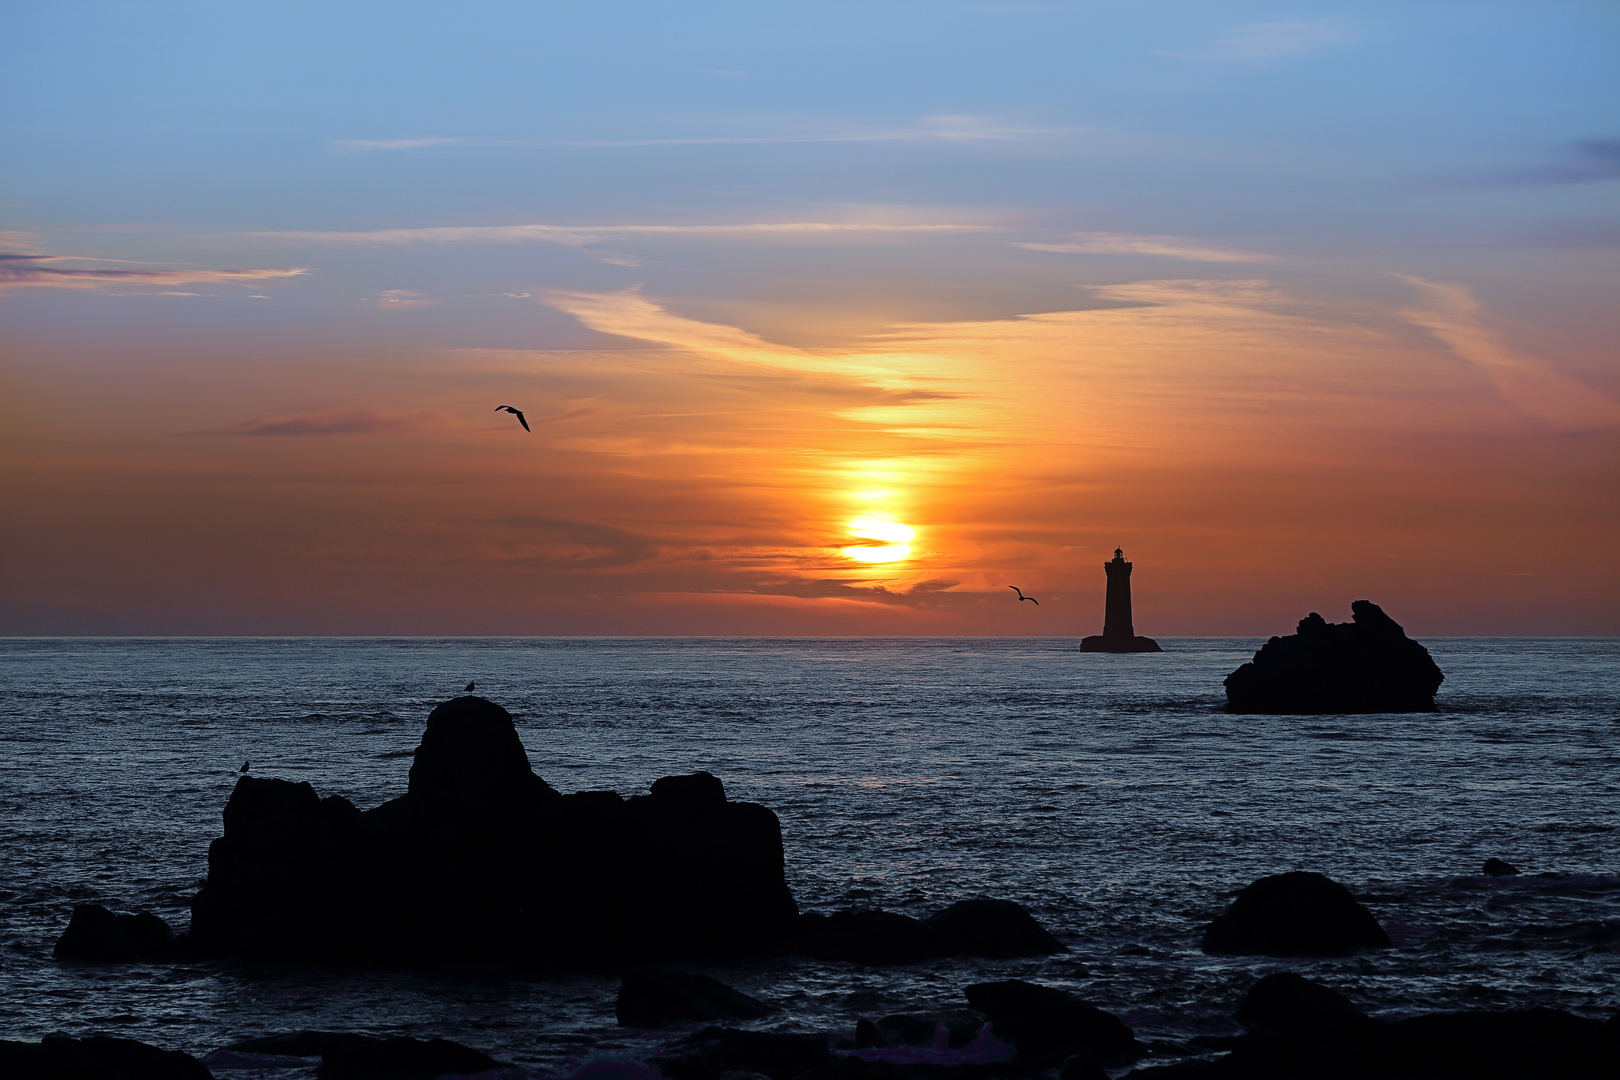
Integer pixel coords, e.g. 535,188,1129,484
0,637,1616,1074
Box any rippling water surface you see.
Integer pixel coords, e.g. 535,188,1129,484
1,637,1616,1074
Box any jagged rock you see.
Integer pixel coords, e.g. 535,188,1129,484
0,1035,212,1080
617,969,778,1028
188,696,799,966
652,1027,830,1080
1201,872,1389,957
1235,973,1366,1036
1223,601,1444,713
924,898,1065,958
1483,858,1520,877
53,903,176,962
964,980,1141,1067
800,910,950,965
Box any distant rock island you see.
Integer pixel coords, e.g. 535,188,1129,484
1224,600,1444,713
1080,547,1162,653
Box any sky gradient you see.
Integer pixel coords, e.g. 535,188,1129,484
3,1,1617,635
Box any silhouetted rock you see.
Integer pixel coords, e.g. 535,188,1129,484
800,910,950,964
1058,1051,1109,1080
652,1027,830,1080
1201,872,1389,957
222,1032,373,1058
617,969,778,1028
1235,973,1367,1036
0,1034,212,1080
924,898,1065,958
964,980,1141,1067
1483,858,1520,876
857,1013,988,1051
316,1036,504,1080
53,903,176,962
188,696,800,966
1223,601,1443,713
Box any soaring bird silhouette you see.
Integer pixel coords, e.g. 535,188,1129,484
465,681,475,692
1009,586,1039,606
495,405,530,432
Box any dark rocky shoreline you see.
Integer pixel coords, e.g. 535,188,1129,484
29,692,1619,1079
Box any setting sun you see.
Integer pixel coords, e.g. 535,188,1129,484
841,514,915,564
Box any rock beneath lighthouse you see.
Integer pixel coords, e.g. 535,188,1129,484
1223,600,1443,713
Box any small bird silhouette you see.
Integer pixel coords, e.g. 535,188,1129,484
465,681,475,692
1009,586,1039,606
495,405,530,432
239,760,250,774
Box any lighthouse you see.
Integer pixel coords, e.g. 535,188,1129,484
1080,547,1162,653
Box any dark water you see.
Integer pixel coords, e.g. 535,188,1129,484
1,637,1616,1075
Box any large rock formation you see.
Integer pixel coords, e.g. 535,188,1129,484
1223,600,1443,714
187,695,800,966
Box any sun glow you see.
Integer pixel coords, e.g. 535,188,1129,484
841,513,915,564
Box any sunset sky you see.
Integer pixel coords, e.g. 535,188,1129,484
3,2,1617,636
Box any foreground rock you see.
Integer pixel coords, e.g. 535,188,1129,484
964,980,1141,1068
652,1027,831,1080
213,1032,505,1080
1201,872,1389,957
1129,999,1617,1078
617,969,779,1028
1223,601,1443,713
187,696,799,966
0,1035,211,1080
53,904,178,962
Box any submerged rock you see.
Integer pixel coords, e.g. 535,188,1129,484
53,903,177,962
1223,601,1444,714
1201,872,1390,957
188,695,800,966
1483,858,1520,877
617,970,778,1028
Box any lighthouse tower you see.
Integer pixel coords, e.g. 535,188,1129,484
1080,547,1162,653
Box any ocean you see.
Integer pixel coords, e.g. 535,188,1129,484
1,637,1616,1075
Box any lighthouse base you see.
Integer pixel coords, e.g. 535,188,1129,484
1081,634,1162,653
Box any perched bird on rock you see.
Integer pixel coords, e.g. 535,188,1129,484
494,405,530,431
239,761,250,774
1009,586,1039,605
465,681,475,692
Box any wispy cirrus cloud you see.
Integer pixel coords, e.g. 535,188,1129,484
193,409,433,437
1165,19,1355,62
326,115,1085,153
1015,231,1277,262
1395,274,1620,431
0,255,307,294
231,221,993,246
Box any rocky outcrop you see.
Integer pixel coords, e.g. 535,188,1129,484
53,904,178,962
924,899,1065,959
1223,600,1442,713
187,695,799,966
1234,973,1368,1037
1201,872,1390,957
0,1035,212,1080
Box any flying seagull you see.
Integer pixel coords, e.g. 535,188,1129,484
465,681,475,692
1009,586,1039,606
495,405,530,432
